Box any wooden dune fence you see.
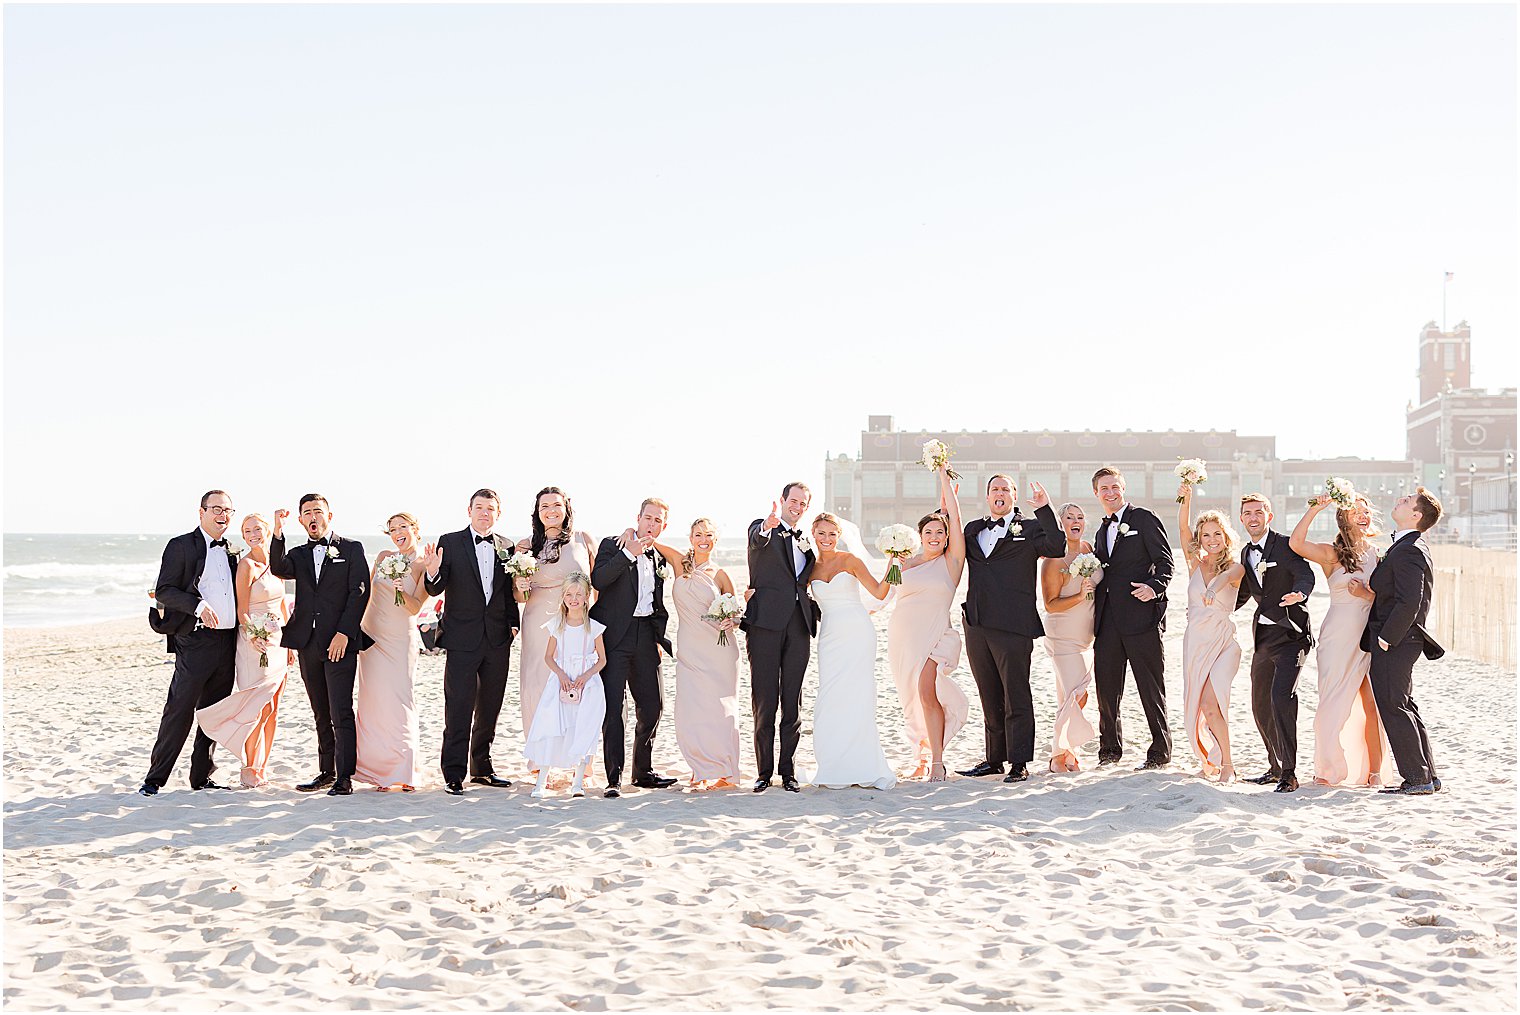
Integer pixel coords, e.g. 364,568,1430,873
1429,546,1516,669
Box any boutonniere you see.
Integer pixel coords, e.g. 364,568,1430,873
1119,523,1133,536
794,534,813,555
654,558,672,580
495,543,511,563
327,544,344,563
1010,522,1023,536
1254,559,1276,582
226,543,242,562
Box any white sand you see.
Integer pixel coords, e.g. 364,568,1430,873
4,572,1515,1010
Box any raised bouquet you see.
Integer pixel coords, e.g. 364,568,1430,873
1068,552,1104,601
701,592,746,647
243,611,280,668
920,439,962,481
1174,458,1208,503
875,524,920,585
1310,477,1357,511
377,554,413,606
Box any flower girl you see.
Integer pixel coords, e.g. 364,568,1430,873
524,573,607,798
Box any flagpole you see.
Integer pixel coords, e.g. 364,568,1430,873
1443,272,1448,331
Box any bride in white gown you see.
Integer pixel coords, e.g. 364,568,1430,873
807,512,898,791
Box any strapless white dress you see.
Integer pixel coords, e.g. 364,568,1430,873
808,574,896,790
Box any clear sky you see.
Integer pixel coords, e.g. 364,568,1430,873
5,3,1515,542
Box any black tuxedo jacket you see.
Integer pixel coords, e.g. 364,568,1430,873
962,504,1065,637
269,533,369,651
151,529,243,649
421,528,520,652
741,519,820,636
589,537,673,654
1234,528,1315,648
1092,504,1174,636
1361,532,1444,659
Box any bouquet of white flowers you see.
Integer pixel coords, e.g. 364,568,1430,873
377,554,413,606
875,523,920,585
920,439,962,481
1309,477,1358,511
1068,552,1104,601
1174,458,1208,503
244,611,280,668
701,592,746,647
504,551,539,594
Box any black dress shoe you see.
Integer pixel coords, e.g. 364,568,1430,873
1137,758,1169,771
327,777,354,796
1380,780,1435,795
191,779,232,790
1003,764,1030,783
297,773,336,793
469,774,513,788
631,774,678,789
782,777,801,793
604,786,622,799
443,780,465,796
1274,773,1299,793
955,761,1006,778
1245,771,1281,786
752,779,771,793
137,783,158,797
1097,756,1120,768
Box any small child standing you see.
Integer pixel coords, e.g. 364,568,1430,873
524,572,607,798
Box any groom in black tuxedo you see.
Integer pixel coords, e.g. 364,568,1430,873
1363,487,1445,795
592,497,677,798
743,482,819,793
1235,493,1315,793
957,475,1065,783
1091,466,1175,770
422,488,522,795
269,494,370,796
139,490,240,796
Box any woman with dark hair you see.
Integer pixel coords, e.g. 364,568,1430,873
1291,493,1391,787
515,488,596,749
886,464,970,782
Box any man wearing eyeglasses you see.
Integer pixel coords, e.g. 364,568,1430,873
139,490,241,796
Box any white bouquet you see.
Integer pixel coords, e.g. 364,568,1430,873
504,551,539,594
243,611,280,668
1309,477,1358,511
1068,552,1104,601
919,439,962,481
701,592,746,647
875,523,920,585
378,554,413,606
1174,458,1208,503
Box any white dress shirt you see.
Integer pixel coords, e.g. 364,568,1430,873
312,539,328,581
763,521,807,575
1244,535,1274,624
623,545,657,615
978,515,1014,558
196,530,237,630
473,529,496,598
1104,504,1130,555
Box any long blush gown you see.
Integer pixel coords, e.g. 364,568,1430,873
1182,567,1242,775
1312,549,1393,786
809,574,896,791
354,559,422,788
886,556,969,763
1043,569,1098,762
195,561,287,787
518,533,593,739
672,562,743,783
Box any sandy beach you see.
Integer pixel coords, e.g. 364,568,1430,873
4,573,1516,1010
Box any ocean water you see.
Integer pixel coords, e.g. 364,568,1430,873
4,533,173,628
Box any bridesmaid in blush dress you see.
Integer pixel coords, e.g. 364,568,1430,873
515,488,596,750
1039,502,1100,773
886,464,970,782
1176,483,1246,783
195,513,291,788
652,519,744,790
1290,493,1391,787
354,512,428,791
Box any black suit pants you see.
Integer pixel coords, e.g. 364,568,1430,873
602,617,663,785
296,644,359,779
1248,626,1304,776
144,627,236,788
964,625,1036,768
746,607,811,781
1094,623,1170,763
1369,636,1438,786
439,639,511,783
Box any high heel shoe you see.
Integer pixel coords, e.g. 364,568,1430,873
928,762,947,783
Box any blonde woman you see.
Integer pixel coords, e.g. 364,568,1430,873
1291,494,1391,787
354,512,429,791
1176,484,1246,783
1039,502,1099,773
524,573,607,799
195,513,291,788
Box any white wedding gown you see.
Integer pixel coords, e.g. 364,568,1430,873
809,574,897,790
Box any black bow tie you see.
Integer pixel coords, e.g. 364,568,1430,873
1104,515,1118,525
986,518,1006,530
475,534,493,545
210,538,228,548
311,537,331,548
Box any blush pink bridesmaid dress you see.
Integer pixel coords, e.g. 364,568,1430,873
1181,566,1243,776
1042,568,1098,766
354,557,421,789
672,561,743,784
1312,548,1393,786
194,561,287,787
886,555,969,767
